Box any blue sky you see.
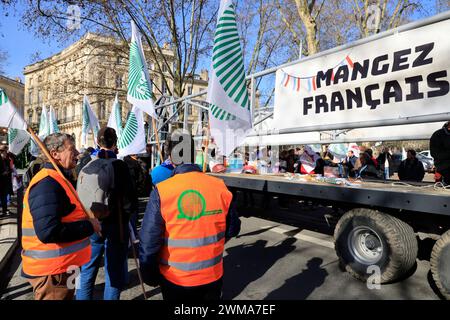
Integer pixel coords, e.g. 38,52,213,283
0,1,447,81
0,2,66,80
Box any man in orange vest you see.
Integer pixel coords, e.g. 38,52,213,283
139,135,240,300
21,133,101,300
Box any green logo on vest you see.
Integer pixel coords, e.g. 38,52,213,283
177,190,222,221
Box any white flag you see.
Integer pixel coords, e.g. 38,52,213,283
8,128,30,155
207,1,252,156
127,21,157,119
81,95,100,147
48,105,60,134
30,105,50,157
402,147,407,161
117,105,146,158
0,89,27,130
107,93,123,139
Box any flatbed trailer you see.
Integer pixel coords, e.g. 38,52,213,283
210,173,450,216
209,173,450,298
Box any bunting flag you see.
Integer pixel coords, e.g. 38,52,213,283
107,93,123,139
207,0,252,156
345,55,354,68
30,105,50,157
117,105,146,158
280,54,354,92
81,95,100,147
48,105,60,134
127,20,157,119
8,128,30,155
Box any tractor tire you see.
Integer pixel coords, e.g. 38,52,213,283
430,229,450,299
334,208,418,283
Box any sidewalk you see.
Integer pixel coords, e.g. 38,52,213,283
0,194,20,283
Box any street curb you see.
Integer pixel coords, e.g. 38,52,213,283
0,237,18,271
0,238,19,293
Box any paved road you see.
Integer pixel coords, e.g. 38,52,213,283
0,196,441,300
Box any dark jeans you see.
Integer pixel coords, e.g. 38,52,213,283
440,168,450,185
0,192,7,214
76,224,129,300
160,277,223,301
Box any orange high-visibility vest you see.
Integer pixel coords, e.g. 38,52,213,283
21,168,91,276
157,171,233,287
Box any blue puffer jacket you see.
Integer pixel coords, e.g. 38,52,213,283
27,163,94,244
150,159,175,185
139,164,241,286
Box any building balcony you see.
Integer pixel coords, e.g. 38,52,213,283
58,116,80,124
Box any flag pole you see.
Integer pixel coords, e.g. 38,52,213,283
26,126,96,221
202,123,211,173
151,117,164,163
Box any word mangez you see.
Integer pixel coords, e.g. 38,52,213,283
302,42,449,115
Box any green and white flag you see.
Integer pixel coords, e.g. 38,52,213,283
0,88,27,130
30,105,50,157
8,128,30,155
48,105,60,134
0,89,31,155
127,20,157,119
117,105,146,158
107,93,123,139
81,95,100,147
207,0,252,156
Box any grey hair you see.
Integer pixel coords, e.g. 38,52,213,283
43,133,75,153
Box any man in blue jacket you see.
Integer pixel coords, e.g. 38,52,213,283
139,135,240,300
22,133,101,300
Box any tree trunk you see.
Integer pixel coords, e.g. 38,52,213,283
295,0,319,55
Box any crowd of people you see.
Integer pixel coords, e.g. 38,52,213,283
14,127,240,301
0,121,448,300
235,144,428,182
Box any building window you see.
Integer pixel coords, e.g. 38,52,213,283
28,91,33,105
116,56,122,64
188,86,192,95
115,74,123,88
28,111,33,124
60,107,66,122
162,64,168,73
162,81,167,94
37,91,42,105
98,72,106,87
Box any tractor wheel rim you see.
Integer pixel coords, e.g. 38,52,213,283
348,226,384,265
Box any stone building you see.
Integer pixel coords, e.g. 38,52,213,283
23,33,208,149
0,75,25,145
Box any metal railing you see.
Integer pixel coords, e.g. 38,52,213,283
146,11,450,151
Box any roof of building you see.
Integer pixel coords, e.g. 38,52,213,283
0,74,24,88
23,32,175,74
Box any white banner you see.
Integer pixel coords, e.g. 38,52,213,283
274,18,450,130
